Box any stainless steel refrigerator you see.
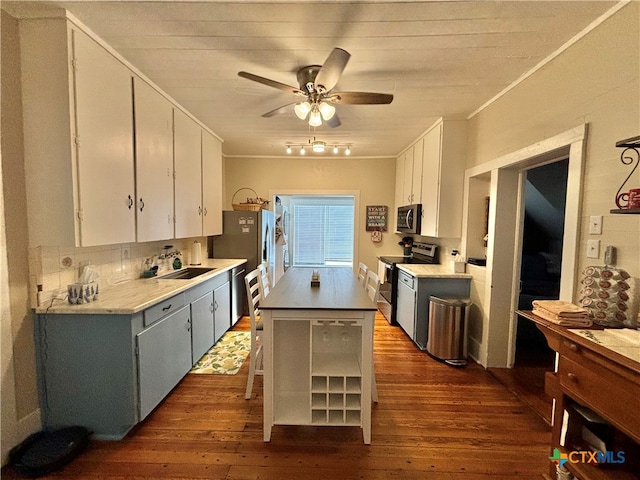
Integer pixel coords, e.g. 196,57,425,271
207,210,276,315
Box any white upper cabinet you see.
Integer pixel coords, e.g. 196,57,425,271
173,109,203,239
419,119,467,238
411,139,424,205
133,78,174,242
202,131,223,236
395,140,424,208
21,19,135,247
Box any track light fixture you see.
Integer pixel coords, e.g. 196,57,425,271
285,137,352,156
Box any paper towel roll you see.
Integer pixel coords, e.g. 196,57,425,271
191,241,202,265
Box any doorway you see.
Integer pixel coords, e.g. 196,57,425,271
516,160,568,365
504,159,569,423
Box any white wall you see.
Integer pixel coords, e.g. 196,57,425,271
466,3,639,366
468,3,639,280
223,156,398,272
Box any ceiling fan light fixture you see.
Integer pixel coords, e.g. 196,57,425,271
318,102,336,120
294,101,311,120
308,109,322,127
312,140,326,153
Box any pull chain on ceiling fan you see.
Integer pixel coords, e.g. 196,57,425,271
238,48,393,128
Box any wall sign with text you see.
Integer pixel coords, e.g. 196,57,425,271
366,205,388,232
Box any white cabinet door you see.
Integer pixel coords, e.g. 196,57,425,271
202,131,223,236
72,29,136,246
419,119,467,238
133,78,174,242
420,122,442,237
411,139,424,205
402,148,414,204
174,109,203,238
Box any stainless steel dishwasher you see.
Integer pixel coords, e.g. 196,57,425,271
231,264,247,324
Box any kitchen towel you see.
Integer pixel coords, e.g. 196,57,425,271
191,241,202,265
532,300,592,327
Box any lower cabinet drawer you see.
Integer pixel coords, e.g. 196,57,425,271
143,293,186,327
559,354,640,438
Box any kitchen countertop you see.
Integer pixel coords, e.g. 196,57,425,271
35,258,247,315
396,264,473,279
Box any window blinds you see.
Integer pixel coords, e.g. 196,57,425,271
291,196,354,267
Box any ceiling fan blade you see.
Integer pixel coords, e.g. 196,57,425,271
314,48,351,93
261,102,296,118
238,71,303,95
325,113,341,128
330,92,393,105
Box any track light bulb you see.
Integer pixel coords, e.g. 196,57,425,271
345,146,351,155
286,146,292,154
333,146,339,154
300,147,306,155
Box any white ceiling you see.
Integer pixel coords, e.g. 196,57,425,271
5,1,618,158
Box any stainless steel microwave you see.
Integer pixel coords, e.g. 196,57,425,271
397,204,421,234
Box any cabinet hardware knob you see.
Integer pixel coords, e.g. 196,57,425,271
568,343,579,352
567,372,578,382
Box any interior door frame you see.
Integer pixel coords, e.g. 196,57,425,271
462,125,587,368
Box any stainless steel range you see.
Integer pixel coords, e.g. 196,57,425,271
377,242,438,325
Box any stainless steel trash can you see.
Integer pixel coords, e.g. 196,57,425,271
427,296,471,366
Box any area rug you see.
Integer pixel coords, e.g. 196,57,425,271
190,331,251,375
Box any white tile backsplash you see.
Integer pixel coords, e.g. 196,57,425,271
30,238,204,307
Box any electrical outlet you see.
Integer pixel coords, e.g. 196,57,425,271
587,239,600,258
589,215,603,235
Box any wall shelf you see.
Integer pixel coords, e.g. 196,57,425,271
612,135,639,213
610,208,640,214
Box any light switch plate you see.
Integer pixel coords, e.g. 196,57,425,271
589,215,603,235
587,239,600,258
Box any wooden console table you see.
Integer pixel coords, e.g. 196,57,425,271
517,310,639,480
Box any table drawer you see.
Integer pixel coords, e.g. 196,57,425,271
558,349,640,440
144,293,186,327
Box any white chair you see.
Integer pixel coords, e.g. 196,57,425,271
244,268,264,399
365,270,380,303
362,269,380,403
258,262,271,298
357,262,368,288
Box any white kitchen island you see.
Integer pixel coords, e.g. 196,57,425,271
259,267,378,444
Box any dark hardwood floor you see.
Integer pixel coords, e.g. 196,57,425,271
3,313,552,479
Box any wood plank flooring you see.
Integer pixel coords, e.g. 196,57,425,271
2,313,552,479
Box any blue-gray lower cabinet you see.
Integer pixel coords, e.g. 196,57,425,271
190,292,215,364
34,271,234,439
213,281,231,343
137,305,192,420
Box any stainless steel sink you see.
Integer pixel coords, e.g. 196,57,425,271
158,267,215,280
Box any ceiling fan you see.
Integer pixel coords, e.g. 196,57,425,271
238,48,393,128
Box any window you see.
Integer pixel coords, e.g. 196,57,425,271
289,196,354,267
